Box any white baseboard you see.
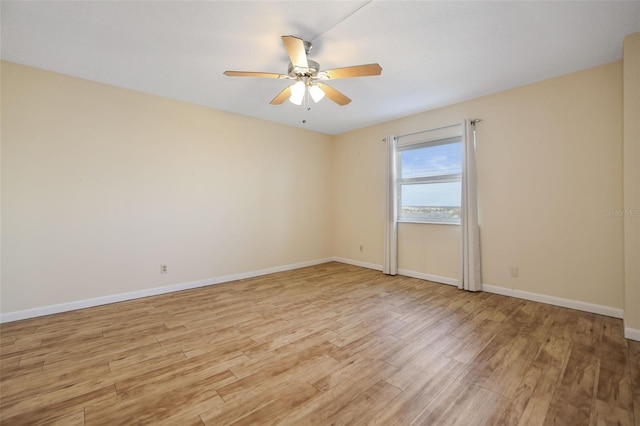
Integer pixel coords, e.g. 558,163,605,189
330,257,458,287
332,257,626,322
482,284,624,319
331,256,458,286
0,257,333,324
330,257,383,271
397,269,459,286
624,327,640,341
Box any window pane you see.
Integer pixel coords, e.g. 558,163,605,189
400,182,461,222
399,142,462,179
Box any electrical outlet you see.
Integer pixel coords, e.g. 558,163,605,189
359,245,363,252
510,266,519,278
160,264,168,274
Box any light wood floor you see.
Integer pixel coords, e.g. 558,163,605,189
1,262,638,425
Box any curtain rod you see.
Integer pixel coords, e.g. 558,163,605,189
381,119,484,142
395,123,461,140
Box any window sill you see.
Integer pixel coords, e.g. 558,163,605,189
397,220,460,226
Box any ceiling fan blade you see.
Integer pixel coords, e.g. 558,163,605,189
270,85,292,105
224,71,287,79
316,83,351,106
281,35,308,69
322,63,382,80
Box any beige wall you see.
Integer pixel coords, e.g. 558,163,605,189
1,61,334,313
334,61,624,310
0,57,631,322
623,33,640,334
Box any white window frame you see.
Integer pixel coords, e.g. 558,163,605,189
396,136,462,225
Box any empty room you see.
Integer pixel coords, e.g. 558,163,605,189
1,1,639,424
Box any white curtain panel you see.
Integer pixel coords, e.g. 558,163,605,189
383,135,398,275
459,120,482,291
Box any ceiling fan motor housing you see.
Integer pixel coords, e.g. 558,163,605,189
288,59,320,78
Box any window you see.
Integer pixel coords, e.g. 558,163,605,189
396,137,462,224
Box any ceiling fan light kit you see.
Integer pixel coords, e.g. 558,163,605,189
309,85,325,103
224,35,382,108
289,81,305,105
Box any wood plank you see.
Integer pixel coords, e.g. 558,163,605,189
280,359,397,424
544,342,599,425
85,377,223,425
328,379,402,425
200,378,318,425
597,342,633,411
1,385,117,425
589,399,634,426
628,339,640,426
377,355,465,424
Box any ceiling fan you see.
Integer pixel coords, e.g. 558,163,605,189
224,35,382,107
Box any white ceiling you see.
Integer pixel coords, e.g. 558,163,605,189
2,1,639,135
